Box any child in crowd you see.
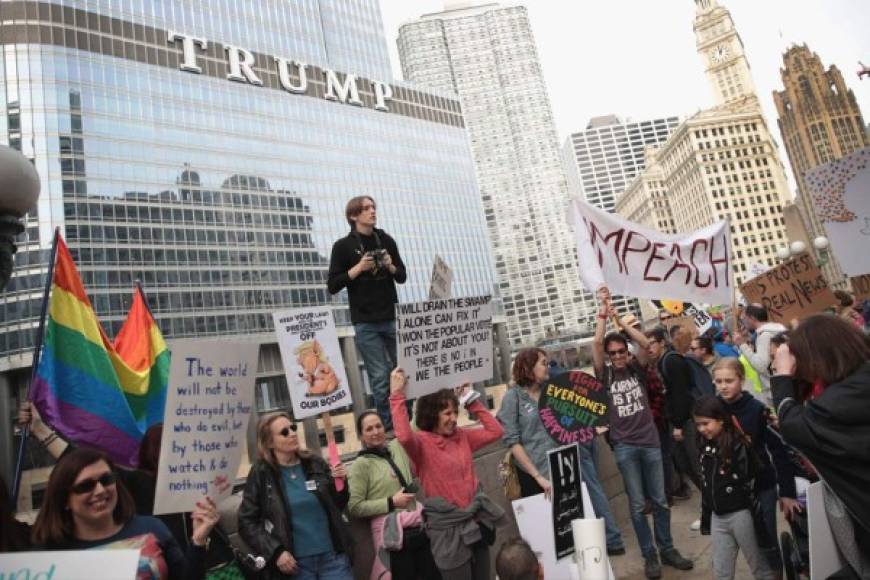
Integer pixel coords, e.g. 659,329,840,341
694,395,775,580
713,358,799,574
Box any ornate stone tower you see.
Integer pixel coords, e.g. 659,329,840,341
693,0,757,105
773,44,868,287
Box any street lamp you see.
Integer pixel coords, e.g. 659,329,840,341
0,145,40,291
812,236,830,267
776,236,830,266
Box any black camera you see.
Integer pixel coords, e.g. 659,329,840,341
367,248,388,269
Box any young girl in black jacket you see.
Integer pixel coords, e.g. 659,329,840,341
694,396,775,580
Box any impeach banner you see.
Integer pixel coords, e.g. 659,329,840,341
572,199,733,305
739,253,837,323
538,371,608,446
273,306,352,420
396,296,493,397
153,340,258,515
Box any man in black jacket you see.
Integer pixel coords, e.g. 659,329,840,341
645,328,703,496
328,196,406,431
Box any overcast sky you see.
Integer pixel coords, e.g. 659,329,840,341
379,0,870,154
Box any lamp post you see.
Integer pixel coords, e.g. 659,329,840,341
0,145,41,291
776,235,830,266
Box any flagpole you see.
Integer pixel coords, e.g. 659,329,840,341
12,227,60,505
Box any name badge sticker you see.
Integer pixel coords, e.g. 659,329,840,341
305,480,317,491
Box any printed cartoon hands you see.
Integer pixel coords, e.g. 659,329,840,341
391,489,416,509
276,551,298,575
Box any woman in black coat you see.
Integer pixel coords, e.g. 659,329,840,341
238,412,353,580
771,314,870,560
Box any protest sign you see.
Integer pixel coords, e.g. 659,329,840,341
396,296,493,397
747,262,770,279
428,254,453,300
273,306,352,420
739,253,837,323
807,482,846,580
851,273,870,302
0,550,140,580
513,488,615,580
572,519,608,580
153,340,258,515
572,199,733,305
538,371,608,446
548,444,584,559
684,304,714,335
805,146,870,277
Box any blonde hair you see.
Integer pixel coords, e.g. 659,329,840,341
255,412,311,467
712,357,745,382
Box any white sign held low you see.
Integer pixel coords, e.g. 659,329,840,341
0,550,140,579
153,340,259,515
396,296,493,397
273,307,352,420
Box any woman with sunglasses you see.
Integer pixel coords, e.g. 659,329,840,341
31,447,218,580
238,412,353,580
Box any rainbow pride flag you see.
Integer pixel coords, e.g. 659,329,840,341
30,235,170,466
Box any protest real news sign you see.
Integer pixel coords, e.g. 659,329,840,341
396,295,493,397
538,371,608,447
153,340,258,515
739,253,837,324
272,306,352,420
548,444,584,560
572,199,733,305
0,550,141,580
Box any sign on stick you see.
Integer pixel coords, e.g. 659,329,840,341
548,444,584,559
153,340,258,515
538,371,608,446
739,253,837,323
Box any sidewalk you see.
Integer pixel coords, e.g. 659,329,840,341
608,492,753,579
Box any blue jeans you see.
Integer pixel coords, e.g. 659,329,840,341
354,320,397,430
581,440,625,550
294,551,353,580
613,443,674,558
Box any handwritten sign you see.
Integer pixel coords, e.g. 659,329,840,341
428,254,454,300
539,372,608,446
153,340,258,515
572,199,733,305
851,274,870,303
396,296,493,397
0,550,140,579
684,304,713,334
571,519,608,580
548,444,584,559
273,307,352,420
739,253,837,323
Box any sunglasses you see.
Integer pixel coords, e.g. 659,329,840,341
71,472,117,495
606,348,628,356
279,424,298,437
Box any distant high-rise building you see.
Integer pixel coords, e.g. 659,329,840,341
773,44,868,287
398,3,590,345
562,115,680,211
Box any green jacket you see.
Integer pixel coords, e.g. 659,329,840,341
348,439,416,519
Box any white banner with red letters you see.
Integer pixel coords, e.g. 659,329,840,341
571,200,733,305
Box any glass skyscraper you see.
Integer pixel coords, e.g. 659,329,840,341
0,0,495,458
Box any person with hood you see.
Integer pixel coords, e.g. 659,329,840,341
734,304,786,406
771,314,870,572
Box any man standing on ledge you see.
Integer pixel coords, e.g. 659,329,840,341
328,196,406,431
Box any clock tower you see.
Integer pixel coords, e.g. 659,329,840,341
693,0,757,105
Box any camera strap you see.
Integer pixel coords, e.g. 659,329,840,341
352,229,383,254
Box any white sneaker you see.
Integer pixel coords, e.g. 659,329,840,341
689,519,701,531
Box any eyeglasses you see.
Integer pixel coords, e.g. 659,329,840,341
606,348,628,356
71,472,117,495
279,424,298,437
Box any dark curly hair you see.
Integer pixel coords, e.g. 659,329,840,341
511,348,546,386
415,389,459,433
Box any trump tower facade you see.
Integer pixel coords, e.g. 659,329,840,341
0,0,496,486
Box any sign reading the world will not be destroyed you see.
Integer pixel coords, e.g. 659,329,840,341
739,253,836,324
396,296,493,397
154,340,259,515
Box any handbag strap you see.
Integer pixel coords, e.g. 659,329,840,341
359,448,410,489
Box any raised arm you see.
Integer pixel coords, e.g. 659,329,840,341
614,309,650,366
388,368,421,463
592,287,610,378
464,396,504,452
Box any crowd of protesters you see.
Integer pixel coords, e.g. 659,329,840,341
3,195,868,580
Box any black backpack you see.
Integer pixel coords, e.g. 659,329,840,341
659,350,715,400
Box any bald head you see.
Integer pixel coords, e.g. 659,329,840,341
496,537,542,580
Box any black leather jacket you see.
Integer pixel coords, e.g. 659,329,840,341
699,438,758,532
238,456,352,578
